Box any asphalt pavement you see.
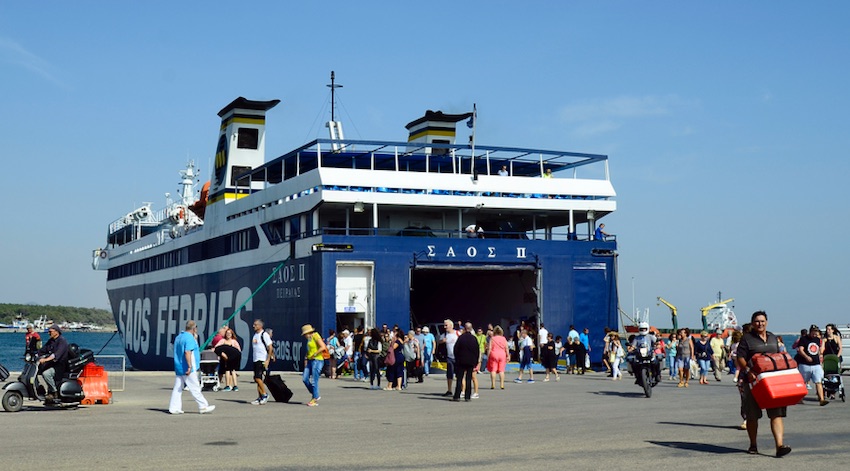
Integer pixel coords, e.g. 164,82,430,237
1,369,848,470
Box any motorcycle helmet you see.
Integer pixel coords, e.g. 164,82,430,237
638,322,650,334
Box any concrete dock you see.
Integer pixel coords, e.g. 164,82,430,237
2,370,848,470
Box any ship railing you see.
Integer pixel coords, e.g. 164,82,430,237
235,138,611,190
93,354,126,392
310,227,615,242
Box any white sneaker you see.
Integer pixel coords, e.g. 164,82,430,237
199,405,215,414
259,395,269,405
169,410,184,415
471,393,479,399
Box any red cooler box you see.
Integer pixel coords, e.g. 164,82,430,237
751,368,807,409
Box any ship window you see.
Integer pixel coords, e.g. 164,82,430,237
290,217,301,240
432,139,450,156
237,127,259,149
231,166,252,186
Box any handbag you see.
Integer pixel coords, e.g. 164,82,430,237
384,347,396,366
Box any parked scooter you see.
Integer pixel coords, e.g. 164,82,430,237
2,344,93,412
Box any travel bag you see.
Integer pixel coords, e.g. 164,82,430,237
749,352,797,375
0,361,9,381
264,372,293,402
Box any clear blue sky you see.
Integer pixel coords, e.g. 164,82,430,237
2,2,848,332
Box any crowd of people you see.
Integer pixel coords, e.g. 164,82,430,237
163,313,843,458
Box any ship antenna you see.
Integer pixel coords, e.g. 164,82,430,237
327,71,343,123
325,71,345,150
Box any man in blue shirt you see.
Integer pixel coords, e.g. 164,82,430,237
421,326,436,377
594,223,609,241
169,320,215,415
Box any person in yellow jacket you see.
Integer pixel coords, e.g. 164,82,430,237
302,324,328,407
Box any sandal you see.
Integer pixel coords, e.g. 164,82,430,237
747,445,758,455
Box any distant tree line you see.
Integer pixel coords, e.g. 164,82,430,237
0,303,115,329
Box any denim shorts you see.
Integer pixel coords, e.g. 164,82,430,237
798,363,824,384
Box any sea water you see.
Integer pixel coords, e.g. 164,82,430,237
0,331,128,372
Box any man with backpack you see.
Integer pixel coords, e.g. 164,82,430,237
250,319,273,405
403,330,421,386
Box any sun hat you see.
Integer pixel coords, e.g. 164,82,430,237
301,324,315,336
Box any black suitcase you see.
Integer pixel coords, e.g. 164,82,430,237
264,373,293,402
0,362,9,382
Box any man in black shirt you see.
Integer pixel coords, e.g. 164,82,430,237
736,311,791,457
38,325,69,399
453,322,480,402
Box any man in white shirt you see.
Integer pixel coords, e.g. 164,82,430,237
537,323,549,361
442,319,459,397
250,319,273,405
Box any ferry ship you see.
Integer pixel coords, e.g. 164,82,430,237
92,79,619,371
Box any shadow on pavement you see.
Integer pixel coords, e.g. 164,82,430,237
648,441,743,454
591,390,646,398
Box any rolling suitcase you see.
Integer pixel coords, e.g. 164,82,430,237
264,372,293,402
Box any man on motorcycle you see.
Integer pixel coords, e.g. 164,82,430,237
628,322,661,383
37,325,69,400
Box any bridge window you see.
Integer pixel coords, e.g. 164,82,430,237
237,127,259,149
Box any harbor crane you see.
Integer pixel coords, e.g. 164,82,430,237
656,297,678,331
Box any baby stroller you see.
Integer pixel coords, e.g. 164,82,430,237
199,350,221,392
822,354,844,402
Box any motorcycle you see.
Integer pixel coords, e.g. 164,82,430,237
630,345,659,398
2,345,93,412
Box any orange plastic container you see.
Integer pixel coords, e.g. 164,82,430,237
82,363,104,377
79,365,112,405
751,369,807,409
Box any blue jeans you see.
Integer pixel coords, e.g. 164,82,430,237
353,352,363,380
698,358,711,377
423,350,433,375
302,359,322,400
667,354,677,377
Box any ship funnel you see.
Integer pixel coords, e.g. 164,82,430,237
208,97,280,207
405,110,472,155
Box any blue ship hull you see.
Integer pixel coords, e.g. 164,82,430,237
108,235,618,371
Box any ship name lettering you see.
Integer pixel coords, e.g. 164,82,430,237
271,263,307,284
119,287,252,368
517,247,527,258
425,245,514,259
